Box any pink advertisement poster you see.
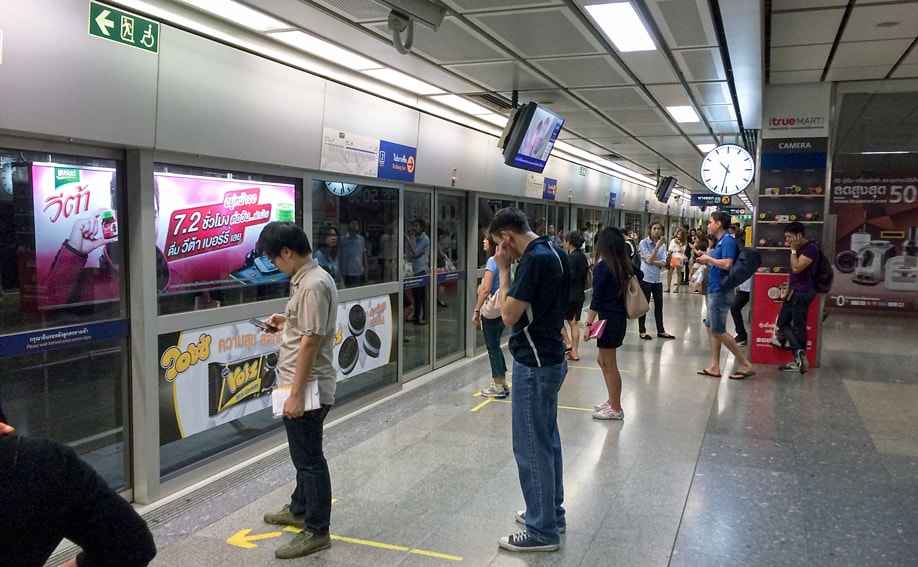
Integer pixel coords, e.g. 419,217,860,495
32,164,118,309
155,173,297,293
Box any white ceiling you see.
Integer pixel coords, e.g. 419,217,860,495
173,0,918,197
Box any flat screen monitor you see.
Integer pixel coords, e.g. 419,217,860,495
656,176,677,203
501,102,564,173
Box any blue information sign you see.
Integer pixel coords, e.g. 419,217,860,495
378,140,417,182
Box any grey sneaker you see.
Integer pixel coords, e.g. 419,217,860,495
498,531,559,552
795,350,809,374
779,361,800,372
516,510,566,533
481,382,510,398
264,504,305,529
275,530,331,559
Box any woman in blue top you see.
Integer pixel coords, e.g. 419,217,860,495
472,236,508,398
583,227,641,420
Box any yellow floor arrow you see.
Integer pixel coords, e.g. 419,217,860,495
226,528,282,549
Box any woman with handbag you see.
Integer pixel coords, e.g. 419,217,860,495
667,229,686,293
583,227,642,420
471,236,509,398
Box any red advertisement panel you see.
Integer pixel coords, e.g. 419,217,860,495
750,273,820,367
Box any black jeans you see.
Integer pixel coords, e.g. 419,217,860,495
284,404,333,535
638,280,666,334
730,290,750,338
411,271,428,321
776,289,816,352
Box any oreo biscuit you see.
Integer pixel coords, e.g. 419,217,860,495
338,336,359,374
348,304,366,336
363,329,381,358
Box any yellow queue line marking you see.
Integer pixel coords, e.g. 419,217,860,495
281,527,462,561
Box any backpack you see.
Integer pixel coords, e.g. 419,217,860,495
813,244,834,293
720,243,762,289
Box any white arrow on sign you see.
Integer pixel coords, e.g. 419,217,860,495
95,9,115,37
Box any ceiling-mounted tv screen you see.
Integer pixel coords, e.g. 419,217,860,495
500,102,564,174
655,175,677,203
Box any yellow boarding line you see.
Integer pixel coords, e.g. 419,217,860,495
280,527,463,561
480,398,593,412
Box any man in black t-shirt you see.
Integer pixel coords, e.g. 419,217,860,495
490,207,569,553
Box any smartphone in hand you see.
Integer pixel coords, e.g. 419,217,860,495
249,318,277,332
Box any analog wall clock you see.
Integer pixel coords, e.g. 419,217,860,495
325,181,358,197
700,144,755,196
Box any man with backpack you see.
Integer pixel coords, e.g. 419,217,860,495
693,211,755,380
776,221,819,374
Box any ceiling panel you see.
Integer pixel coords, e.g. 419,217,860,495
618,51,681,84
771,44,832,72
445,61,552,92
833,39,914,68
770,70,824,84
532,55,632,88
646,84,695,108
770,10,845,47
843,4,918,42
690,82,731,105
651,0,716,49
471,8,602,59
573,86,652,110
446,0,563,11
674,48,725,82
388,20,508,64
702,105,736,122
771,0,848,10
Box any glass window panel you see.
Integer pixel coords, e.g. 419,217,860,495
0,339,128,489
477,198,515,267
154,164,302,316
311,181,399,289
0,149,125,334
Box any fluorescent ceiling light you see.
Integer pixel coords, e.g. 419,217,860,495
585,3,656,52
364,69,444,96
429,94,493,115
270,31,380,71
666,105,700,123
697,143,716,153
178,0,287,31
478,113,509,127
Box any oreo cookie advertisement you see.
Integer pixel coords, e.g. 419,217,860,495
334,296,392,381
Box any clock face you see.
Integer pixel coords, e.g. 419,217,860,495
325,181,358,197
700,144,755,196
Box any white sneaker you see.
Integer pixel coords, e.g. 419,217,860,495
795,350,809,374
592,401,611,411
591,406,624,420
480,382,510,398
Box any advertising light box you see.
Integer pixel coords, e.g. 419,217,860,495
155,172,297,293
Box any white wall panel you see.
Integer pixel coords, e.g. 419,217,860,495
0,0,158,147
155,27,325,167
415,114,492,189
323,83,420,147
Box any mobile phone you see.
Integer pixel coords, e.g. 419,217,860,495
249,318,277,332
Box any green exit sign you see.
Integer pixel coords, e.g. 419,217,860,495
89,1,159,54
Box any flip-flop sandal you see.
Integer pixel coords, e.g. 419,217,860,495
639,334,652,340
696,369,720,377
566,352,580,361
729,370,756,380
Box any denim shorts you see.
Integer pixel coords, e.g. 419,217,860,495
705,289,734,335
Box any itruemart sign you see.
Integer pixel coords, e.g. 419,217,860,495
89,1,159,54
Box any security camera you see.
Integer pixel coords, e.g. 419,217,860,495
377,0,447,30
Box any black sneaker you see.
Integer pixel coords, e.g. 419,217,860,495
498,531,559,552
735,334,748,346
795,349,809,374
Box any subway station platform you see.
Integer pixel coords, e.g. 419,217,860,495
54,293,917,566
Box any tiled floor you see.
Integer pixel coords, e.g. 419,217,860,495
135,292,917,566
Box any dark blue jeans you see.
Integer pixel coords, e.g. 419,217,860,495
638,280,666,334
284,404,332,534
511,361,567,544
481,316,507,378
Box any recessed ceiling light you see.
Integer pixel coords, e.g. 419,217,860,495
178,0,287,31
270,31,380,71
585,3,656,53
364,69,444,96
666,105,700,123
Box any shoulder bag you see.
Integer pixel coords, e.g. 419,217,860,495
625,275,650,319
480,292,502,319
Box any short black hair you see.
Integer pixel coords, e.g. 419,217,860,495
784,221,805,236
413,218,427,232
489,207,530,236
565,230,584,249
258,221,311,258
710,211,731,230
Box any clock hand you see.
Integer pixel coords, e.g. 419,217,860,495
720,169,729,191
